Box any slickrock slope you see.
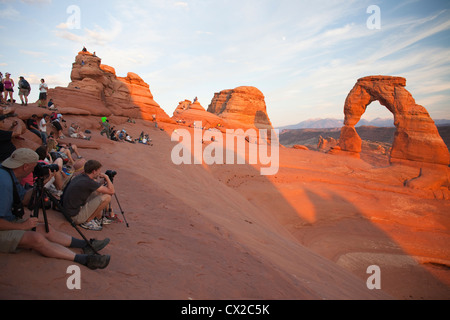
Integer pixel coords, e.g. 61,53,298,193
0,118,393,300
1,58,448,301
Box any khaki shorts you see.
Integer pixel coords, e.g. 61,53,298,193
19,89,30,97
72,193,104,225
0,230,26,253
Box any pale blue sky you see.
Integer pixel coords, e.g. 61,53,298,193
1,0,449,127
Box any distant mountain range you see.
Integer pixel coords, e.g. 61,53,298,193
278,118,450,130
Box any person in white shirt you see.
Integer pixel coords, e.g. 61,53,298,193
39,114,50,145
38,79,48,108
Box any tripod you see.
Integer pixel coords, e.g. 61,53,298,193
29,176,100,255
101,173,129,228
102,193,129,228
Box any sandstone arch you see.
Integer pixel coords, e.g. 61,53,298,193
338,76,450,168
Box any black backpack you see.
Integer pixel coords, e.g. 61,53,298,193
21,80,30,90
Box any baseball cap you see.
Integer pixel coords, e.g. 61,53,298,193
2,148,39,169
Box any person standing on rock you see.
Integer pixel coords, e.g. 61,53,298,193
38,79,48,108
0,72,5,104
18,76,31,106
2,73,15,104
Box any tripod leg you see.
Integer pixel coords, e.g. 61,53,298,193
62,211,100,255
114,194,129,227
44,189,100,255
41,197,50,233
31,187,50,233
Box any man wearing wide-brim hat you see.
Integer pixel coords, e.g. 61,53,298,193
0,148,111,270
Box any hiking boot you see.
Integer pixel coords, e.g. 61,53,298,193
86,254,110,270
83,238,110,255
80,220,102,231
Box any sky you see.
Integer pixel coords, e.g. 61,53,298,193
0,0,449,127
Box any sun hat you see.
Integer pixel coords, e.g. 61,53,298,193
2,148,39,169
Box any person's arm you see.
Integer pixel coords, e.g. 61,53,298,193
96,173,115,195
0,217,38,231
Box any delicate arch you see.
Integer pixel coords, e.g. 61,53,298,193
338,76,449,166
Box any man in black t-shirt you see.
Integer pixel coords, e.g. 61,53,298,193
26,114,43,141
61,160,115,231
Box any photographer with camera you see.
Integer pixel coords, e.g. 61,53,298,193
61,160,115,231
0,148,111,270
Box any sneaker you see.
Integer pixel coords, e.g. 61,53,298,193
98,216,113,225
80,220,103,231
85,254,110,270
83,238,110,255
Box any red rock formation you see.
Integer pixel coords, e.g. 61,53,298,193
207,86,274,131
48,52,170,122
339,76,450,166
338,75,450,191
172,99,223,128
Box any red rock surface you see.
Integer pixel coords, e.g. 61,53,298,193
340,76,450,166
1,63,449,300
338,75,450,191
172,99,224,128
207,86,274,131
49,52,171,122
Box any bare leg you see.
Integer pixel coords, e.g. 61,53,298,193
87,195,112,222
19,227,75,261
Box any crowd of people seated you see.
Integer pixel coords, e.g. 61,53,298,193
0,74,114,270
1,68,162,272
100,117,153,146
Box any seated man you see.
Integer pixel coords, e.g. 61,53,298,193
0,149,110,270
69,123,91,140
51,113,66,139
26,114,44,142
61,160,115,231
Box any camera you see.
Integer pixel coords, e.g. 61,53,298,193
105,170,117,182
12,201,25,219
33,162,60,178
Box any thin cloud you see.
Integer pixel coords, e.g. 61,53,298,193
174,2,188,8
20,0,51,4
19,50,47,57
0,6,20,20
54,16,123,46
